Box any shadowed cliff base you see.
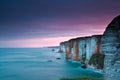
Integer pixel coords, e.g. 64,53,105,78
88,54,105,69
61,77,103,80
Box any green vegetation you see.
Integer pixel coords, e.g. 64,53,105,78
61,77,103,80
88,53,105,69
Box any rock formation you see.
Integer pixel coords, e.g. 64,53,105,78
59,15,120,79
60,35,104,69
101,15,120,80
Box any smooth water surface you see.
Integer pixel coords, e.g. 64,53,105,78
0,48,103,80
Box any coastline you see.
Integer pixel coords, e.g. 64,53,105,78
64,57,103,74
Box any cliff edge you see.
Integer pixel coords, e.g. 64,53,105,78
59,35,104,69
101,15,120,80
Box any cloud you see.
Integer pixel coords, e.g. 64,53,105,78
0,36,76,47
0,0,120,47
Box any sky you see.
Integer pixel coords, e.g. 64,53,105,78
0,0,120,47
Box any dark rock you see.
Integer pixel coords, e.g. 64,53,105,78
48,60,52,62
81,64,87,69
52,49,55,51
101,15,120,80
56,58,61,60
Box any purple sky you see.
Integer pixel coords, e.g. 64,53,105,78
0,0,120,47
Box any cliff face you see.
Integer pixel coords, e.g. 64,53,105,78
101,16,120,80
78,35,102,64
59,15,120,79
60,35,103,69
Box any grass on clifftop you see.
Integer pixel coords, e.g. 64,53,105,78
60,77,103,80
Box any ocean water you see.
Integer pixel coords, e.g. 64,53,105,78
0,48,103,80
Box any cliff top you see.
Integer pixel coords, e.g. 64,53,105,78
107,15,120,29
69,35,102,41
60,35,102,45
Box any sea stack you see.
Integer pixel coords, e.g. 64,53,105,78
101,15,120,80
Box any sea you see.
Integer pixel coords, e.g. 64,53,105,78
0,48,103,80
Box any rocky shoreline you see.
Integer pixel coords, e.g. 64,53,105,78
59,15,120,80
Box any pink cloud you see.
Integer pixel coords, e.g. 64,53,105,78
0,36,77,48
